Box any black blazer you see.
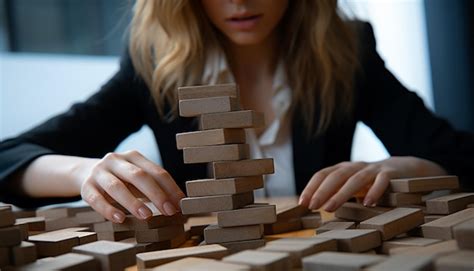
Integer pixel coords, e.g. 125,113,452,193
1,22,473,208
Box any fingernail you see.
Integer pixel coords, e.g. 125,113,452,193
163,201,177,216
309,198,320,210
324,201,337,212
363,198,373,207
298,196,305,206
138,207,152,220
112,212,125,223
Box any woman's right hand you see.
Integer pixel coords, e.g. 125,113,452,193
78,150,185,223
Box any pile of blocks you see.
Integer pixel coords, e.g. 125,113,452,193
176,84,278,251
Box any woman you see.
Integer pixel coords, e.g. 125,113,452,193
0,0,472,224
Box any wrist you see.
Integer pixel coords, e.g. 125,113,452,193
70,157,99,194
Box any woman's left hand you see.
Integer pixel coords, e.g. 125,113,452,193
298,156,447,212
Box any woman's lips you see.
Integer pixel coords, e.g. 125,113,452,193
225,14,263,31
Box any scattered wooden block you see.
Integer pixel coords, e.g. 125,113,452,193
136,244,228,269
36,208,71,220
120,237,170,253
302,251,386,271
18,253,99,271
204,224,263,244
389,176,459,193
75,231,98,245
0,226,21,247
128,212,186,230
301,213,323,229
267,238,338,253
468,203,474,208
176,128,246,149
179,96,239,117
378,192,423,207
16,222,29,241
421,208,474,240
453,218,474,250
424,215,444,223
186,176,263,197
0,246,9,268
183,144,249,164
274,203,309,221
223,250,291,271
93,221,132,232
45,217,80,231
10,241,37,266
316,229,382,252
29,231,79,257
434,250,474,271
74,211,106,225
334,202,390,222
152,257,251,271
213,158,274,178
426,193,474,214
178,83,238,100
381,237,441,254
96,230,134,241
15,216,46,231
219,238,266,254
72,240,135,271
366,254,434,271
200,110,264,130
315,221,355,234
392,240,459,256
264,217,302,235
135,224,185,243
359,208,424,240
0,205,15,227
217,205,276,227
180,192,254,215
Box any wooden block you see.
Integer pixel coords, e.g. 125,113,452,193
11,241,37,266
176,128,246,150
97,230,134,241
0,246,9,268
186,176,263,197
303,251,386,271
74,211,106,225
301,213,323,229
15,216,46,231
72,240,135,271
93,221,131,232
18,253,99,271
334,202,391,222
179,96,239,117
264,217,302,235
223,250,292,271
316,229,382,252
0,205,15,227
16,222,29,241
274,203,309,221
200,110,264,130
204,224,263,244
366,254,434,271
389,176,459,193
213,158,274,178
127,212,186,230
267,238,338,253
378,192,423,207
219,238,266,254
468,203,474,208
136,224,185,243
392,240,458,256
426,192,474,214
136,244,228,269
75,231,98,245
180,192,254,215
435,250,474,271
421,208,474,240
424,215,444,223
217,205,276,227
315,221,355,234
0,226,22,247
359,208,424,240
178,83,238,100
453,218,474,250
183,144,249,164
45,217,80,231
29,231,79,257
120,238,170,253
380,237,441,254
36,207,90,220
152,257,251,271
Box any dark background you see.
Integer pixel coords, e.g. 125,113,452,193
1,0,473,132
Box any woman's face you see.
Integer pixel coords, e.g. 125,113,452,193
201,0,288,46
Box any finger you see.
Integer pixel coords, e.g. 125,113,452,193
124,151,185,208
299,165,339,208
95,171,153,220
312,162,367,211
325,167,378,211
107,159,177,216
82,183,126,223
365,171,394,206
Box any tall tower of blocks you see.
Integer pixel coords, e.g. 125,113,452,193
176,83,277,248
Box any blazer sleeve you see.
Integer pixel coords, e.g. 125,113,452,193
0,49,147,207
357,22,474,191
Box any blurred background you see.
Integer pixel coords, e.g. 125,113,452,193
0,0,473,165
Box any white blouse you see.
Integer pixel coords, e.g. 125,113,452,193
202,50,296,197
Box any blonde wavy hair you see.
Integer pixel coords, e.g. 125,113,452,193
130,0,358,134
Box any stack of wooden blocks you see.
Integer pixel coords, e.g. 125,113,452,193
176,84,277,251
